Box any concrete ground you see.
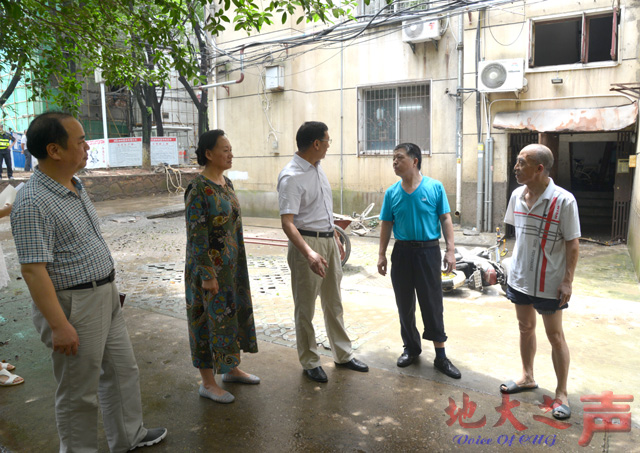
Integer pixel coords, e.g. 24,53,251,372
0,193,638,452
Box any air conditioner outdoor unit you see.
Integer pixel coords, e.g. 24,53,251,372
402,19,441,43
478,58,526,93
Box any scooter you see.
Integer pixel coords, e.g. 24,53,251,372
442,230,508,292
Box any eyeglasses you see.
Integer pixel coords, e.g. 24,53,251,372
318,139,332,144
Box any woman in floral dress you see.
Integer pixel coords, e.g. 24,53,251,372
184,130,258,404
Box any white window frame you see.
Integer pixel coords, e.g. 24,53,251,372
526,6,622,73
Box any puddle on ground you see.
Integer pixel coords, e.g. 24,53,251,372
573,244,639,302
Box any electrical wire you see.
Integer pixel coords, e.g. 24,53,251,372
258,66,281,149
210,0,529,74
486,1,527,47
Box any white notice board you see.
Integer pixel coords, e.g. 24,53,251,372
109,138,143,167
86,139,109,169
151,137,178,165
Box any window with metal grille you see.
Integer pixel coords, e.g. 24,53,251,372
358,0,430,18
359,83,431,156
529,9,619,68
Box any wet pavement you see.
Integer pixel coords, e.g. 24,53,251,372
0,193,639,452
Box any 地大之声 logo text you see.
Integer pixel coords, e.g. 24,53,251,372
445,391,634,448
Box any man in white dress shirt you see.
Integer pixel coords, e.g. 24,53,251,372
277,121,368,383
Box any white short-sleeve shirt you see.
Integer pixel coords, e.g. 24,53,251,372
277,154,334,231
504,179,581,299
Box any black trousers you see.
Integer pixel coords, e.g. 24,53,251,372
0,150,12,177
390,243,447,356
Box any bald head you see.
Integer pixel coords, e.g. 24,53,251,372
521,144,554,175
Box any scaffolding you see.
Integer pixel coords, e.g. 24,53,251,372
0,72,46,133
129,72,200,160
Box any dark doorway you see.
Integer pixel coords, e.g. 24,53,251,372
505,132,538,237
569,141,616,238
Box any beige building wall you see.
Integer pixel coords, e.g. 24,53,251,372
458,0,638,228
212,0,639,239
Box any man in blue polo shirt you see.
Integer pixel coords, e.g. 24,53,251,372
11,112,166,451
377,143,460,379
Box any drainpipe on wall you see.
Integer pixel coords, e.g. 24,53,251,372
195,48,245,91
340,39,344,214
484,136,494,231
476,9,484,232
197,48,244,131
193,49,244,99
454,13,464,220
212,34,218,130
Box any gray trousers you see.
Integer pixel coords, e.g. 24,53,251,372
287,235,353,369
33,281,147,453
23,149,32,171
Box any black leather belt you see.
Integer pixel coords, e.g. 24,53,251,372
298,229,334,238
66,269,116,290
395,240,439,248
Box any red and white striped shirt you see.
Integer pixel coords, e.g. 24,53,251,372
505,179,581,299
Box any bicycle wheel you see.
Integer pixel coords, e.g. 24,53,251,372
335,225,351,266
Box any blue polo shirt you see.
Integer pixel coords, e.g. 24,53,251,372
379,176,450,241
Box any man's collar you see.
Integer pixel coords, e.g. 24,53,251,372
293,153,317,169
539,177,556,200
34,168,83,195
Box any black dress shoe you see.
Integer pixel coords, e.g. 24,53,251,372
434,357,461,379
397,352,418,368
304,366,328,383
335,358,369,372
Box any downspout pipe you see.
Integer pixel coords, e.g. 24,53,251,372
454,13,464,220
476,10,484,232
195,48,245,90
340,39,344,214
484,136,494,231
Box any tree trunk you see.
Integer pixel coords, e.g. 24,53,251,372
0,63,23,107
179,74,208,137
179,3,210,138
146,45,165,137
150,85,164,137
133,84,152,169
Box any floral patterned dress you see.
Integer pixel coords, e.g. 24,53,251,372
184,174,258,373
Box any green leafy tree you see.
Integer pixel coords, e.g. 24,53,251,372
0,0,363,166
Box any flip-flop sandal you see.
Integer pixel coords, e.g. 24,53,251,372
500,380,539,394
0,361,16,371
0,369,24,386
552,404,571,420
